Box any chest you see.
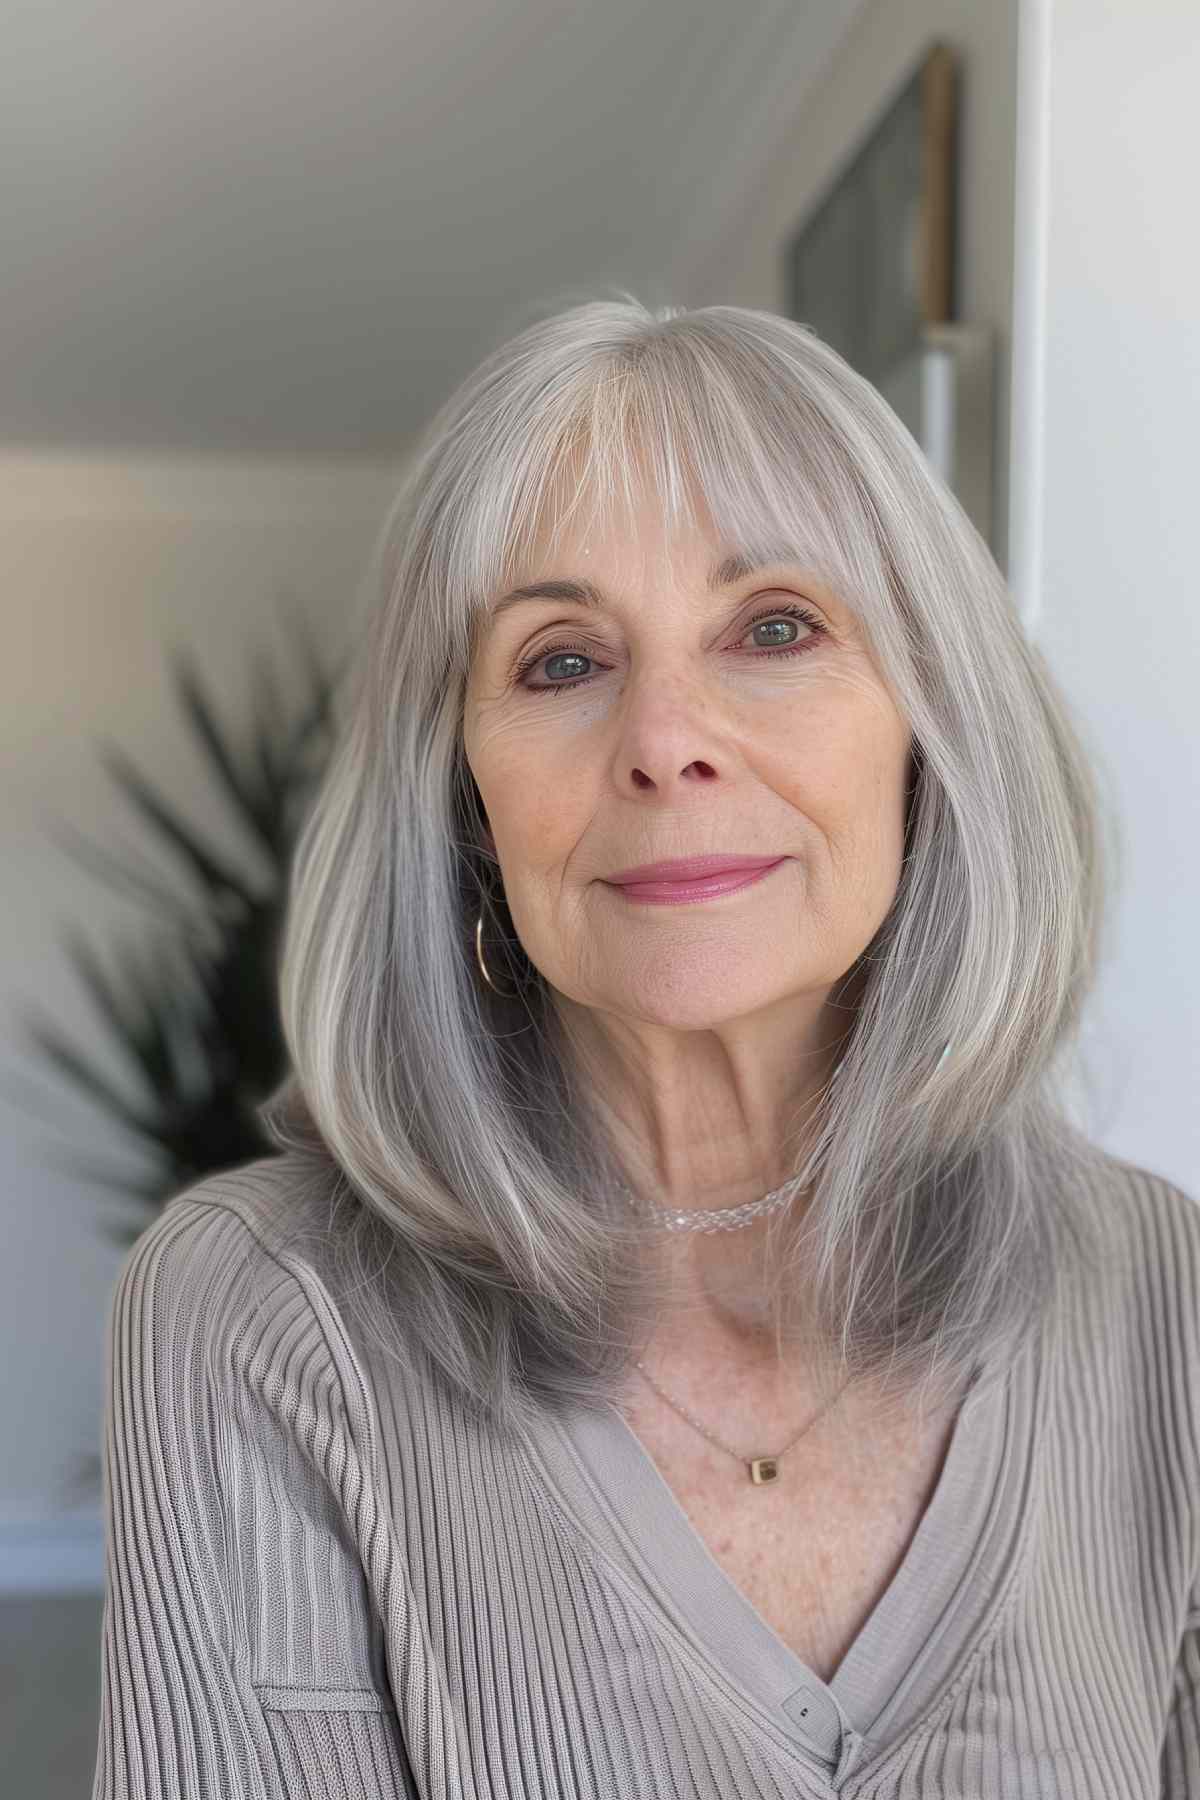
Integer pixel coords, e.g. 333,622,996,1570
621,1393,961,1686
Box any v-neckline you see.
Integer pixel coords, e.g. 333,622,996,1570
519,1336,1042,1788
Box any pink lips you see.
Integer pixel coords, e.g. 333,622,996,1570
604,854,788,905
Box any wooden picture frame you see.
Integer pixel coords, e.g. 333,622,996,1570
782,44,958,386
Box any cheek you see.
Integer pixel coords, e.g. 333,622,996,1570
772,718,909,869
846,750,912,901
472,737,589,871
465,706,543,815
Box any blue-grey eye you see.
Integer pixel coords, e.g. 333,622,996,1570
543,653,591,681
753,618,798,645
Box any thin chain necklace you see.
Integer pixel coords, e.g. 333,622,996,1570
613,1039,953,1482
632,1356,854,1485
616,1116,836,1479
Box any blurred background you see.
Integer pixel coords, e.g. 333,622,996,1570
2,1,1197,1793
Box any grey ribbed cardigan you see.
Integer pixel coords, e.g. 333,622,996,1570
92,1150,1200,1797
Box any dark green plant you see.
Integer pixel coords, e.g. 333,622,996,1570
5,605,345,1506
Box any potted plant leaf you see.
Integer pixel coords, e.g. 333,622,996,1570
7,602,345,1505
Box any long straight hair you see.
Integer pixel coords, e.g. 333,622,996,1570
260,290,1122,1440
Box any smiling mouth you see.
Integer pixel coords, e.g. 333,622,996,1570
603,858,787,905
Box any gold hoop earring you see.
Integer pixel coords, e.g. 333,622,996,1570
474,909,520,997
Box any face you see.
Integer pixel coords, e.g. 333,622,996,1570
463,486,913,1036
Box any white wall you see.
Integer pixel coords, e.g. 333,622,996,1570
686,0,1018,571
1007,0,1200,1195
0,451,404,1587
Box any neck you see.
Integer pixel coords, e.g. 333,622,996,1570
553,990,851,1226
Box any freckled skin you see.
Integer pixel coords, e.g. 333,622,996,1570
622,1373,965,1683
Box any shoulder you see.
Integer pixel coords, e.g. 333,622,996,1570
146,1147,342,1258
1091,1148,1200,1296
109,1152,381,1454
116,1149,343,1304
1068,1147,1200,1422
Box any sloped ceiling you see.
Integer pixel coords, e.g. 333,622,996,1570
1,0,865,457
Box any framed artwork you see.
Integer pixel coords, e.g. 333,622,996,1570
783,43,958,387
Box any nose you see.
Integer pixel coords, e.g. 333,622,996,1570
630,757,718,793
610,655,737,801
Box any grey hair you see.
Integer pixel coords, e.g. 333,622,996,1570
261,288,1123,1440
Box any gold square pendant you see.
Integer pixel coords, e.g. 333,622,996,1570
749,1456,780,1484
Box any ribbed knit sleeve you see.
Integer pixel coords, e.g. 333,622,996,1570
1162,1576,1200,1795
91,1196,418,1800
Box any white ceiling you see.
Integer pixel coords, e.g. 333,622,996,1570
1,0,864,458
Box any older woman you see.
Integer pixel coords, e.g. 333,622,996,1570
93,297,1199,1799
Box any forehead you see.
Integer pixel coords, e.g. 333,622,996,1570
494,475,831,586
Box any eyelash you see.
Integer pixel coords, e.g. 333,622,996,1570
511,602,827,696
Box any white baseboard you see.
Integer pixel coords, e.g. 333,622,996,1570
0,1515,104,1594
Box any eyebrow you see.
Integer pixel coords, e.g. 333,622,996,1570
486,549,798,625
